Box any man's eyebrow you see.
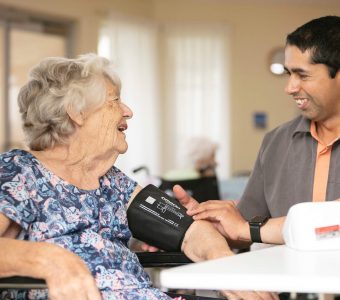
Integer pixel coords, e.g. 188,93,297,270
284,66,308,74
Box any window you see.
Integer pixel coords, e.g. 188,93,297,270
99,17,230,180
0,5,73,151
99,17,161,182
162,24,230,179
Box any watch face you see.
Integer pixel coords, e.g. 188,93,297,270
250,216,268,225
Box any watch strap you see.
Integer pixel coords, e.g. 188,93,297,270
249,216,268,243
249,223,263,243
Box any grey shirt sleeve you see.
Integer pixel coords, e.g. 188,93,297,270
237,140,270,220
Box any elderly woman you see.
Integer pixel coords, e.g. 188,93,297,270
0,54,235,300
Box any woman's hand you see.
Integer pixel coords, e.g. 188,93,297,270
40,243,102,300
129,238,159,252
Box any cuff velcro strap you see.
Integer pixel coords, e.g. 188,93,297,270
127,184,193,252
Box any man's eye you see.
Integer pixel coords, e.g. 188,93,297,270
299,74,308,80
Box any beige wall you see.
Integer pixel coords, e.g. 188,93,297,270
0,0,339,175
152,0,340,174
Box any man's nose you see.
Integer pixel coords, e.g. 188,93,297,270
285,76,300,95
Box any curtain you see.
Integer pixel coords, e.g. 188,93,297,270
99,16,230,181
162,23,230,179
98,16,161,183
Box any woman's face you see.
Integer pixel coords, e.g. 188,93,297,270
84,78,133,157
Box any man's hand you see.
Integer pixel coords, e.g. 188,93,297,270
41,243,102,300
172,184,200,210
173,185,248,240
183,198,249,241
222,290,279,300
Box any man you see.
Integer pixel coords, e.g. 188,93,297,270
174,15,340,248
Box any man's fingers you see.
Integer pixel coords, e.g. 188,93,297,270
255,291,279,300
191,209,223,221
221,290,240,300
188,200,235,214
173,184,199,210
226,291,279,300
222,290,263,300
189,201,231,216
173,184,190,203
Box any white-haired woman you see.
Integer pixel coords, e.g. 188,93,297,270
0,54,237,300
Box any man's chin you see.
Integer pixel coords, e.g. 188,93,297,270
301,110,317,121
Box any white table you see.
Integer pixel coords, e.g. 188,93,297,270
160,245,340,294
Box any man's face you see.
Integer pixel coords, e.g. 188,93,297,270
284,45,340,124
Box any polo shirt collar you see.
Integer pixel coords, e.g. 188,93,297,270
292,116,311,137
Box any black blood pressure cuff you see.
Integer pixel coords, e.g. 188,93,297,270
127,184,194,252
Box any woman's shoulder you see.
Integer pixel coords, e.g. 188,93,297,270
107,165,131,181
105,165,137,193
0,149,34,169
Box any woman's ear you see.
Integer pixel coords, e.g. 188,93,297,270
66,105,84,126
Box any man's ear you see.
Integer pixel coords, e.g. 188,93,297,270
66,105,84,126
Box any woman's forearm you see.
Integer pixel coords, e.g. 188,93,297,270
0,237,101,299
181,220,234,262
0,238,53,278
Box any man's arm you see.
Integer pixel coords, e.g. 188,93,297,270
233,215,285,245
185,199,286,245
174,185,285,245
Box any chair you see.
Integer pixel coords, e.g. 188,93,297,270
159,175,221,203
0,252,223,300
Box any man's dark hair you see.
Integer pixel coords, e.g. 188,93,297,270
286,15,340,78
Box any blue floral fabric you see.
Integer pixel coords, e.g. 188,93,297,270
0,149,171,300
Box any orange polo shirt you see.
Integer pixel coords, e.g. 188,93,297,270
310,122,339,202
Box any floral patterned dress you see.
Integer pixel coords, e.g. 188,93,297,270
0,149,171,300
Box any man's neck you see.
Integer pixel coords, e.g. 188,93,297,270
315,119,340,145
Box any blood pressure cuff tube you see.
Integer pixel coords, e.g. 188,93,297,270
127,184,194,252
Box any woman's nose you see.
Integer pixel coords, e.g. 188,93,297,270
121,102,133,119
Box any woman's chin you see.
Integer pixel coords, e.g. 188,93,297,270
117,144,128,154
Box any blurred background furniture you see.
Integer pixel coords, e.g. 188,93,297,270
159,175,221,203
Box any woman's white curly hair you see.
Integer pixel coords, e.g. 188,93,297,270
18,53,120,150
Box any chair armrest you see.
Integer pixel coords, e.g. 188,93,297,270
136,251,192,268
0,252,192,289
0,276,46,289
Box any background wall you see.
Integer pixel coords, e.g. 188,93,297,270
0,0,339,175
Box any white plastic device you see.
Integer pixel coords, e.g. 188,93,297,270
283,201,340,251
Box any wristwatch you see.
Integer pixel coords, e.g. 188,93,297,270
249,216,268,243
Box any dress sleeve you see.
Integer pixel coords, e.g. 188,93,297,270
0,161,36,231
108,166,138,205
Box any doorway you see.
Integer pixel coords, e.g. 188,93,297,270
0,5,73,151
